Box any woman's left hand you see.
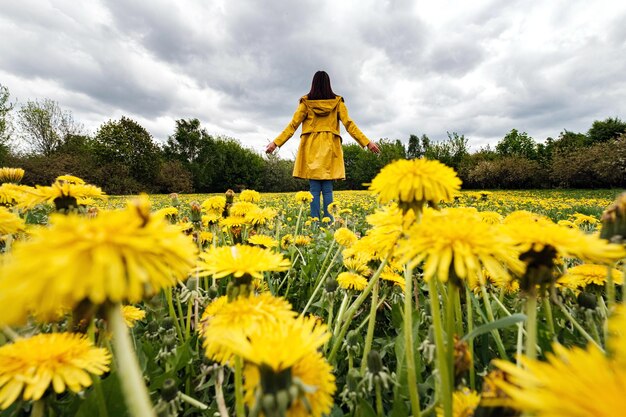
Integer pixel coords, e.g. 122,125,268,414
367,142,380,154
265,142,278,154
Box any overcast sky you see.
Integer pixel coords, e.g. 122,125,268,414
1,0,625,158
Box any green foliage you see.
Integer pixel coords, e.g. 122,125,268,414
17,99,81,156
339,139,406,190
587,117,626,144
93,117,163,192
0,84,13,146
496,129,538,160
466,156,547,189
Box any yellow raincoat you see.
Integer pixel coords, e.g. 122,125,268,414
273,96,371,180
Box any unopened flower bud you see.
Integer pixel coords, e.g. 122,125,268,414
161,378,178,402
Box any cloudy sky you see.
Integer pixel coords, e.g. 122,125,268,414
1,0,625,157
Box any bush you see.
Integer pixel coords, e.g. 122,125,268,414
156,160,194,194
467,156,547,189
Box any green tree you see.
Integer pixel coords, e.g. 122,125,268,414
587,117,626,144
93,117,162,191
407,134,422,159
495,129,538,160
17,98,82,156
0,84,13,163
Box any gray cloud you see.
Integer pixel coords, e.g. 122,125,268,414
0,0,624,155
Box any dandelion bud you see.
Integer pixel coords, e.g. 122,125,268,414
367,350,384,375
208,286,219,298
169,193,181,208
577,292,597,309
163,333,177,348
600,192,626,243
190,201,203,223
161,378,179,402
225,189,235,204
325,277,338,293
161,317,175,331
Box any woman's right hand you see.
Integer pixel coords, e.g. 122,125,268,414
265,142,277,154
367,142,380,154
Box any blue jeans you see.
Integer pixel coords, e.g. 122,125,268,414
309,179,333,220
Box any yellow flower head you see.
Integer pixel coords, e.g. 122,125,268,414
397,208,524,285
0,184,23,206
381,266,406,290
479,211,503,225
281,233,294,249
369,158,461,207
294,235,312,247
571,213,600,227
247,234,278,248
239,189,261,203
153,206,179,221
337,272,368,291
219,216,248,229
18,181,106,209
0,333,111,409
202,212,222,226
229,201,258,217
436,388,480,417
200,293,296,364
334,227,358,248
0,201,198,325
295,191,314,204
0,207,24,235
55,174,85,185
0,167,25,184
201,196,226,213
245,207,277,226
121,305,146,328
557,263,624,290
196,244,290,280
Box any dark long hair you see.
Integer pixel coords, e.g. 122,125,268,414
307,71,337,100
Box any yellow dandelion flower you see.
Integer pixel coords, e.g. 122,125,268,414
199,231,214,244
153,206,178,221
495,344,626,417
239,189,261,203
0,333,111,409
0,184,22,206
219,216,248,228
359,203,415,259
18,181,106,209
369,158,461,207
200,293,296,364
196,244,290,280
334,227,358,247
503,210,551,225
55,174,85,184
337,272,368,291
229,201,258,217
0,167,25,184
479,211,503,225
247,234,278,248
327,202,340,215
557,263,623,290
294,235,312,247
0,207,24,235
219,315,329,371
281,233,294,249
245,207,277,226
202,196,227,213
397,208,524,285
571,213,599,227
436,388,480,417
342,256,371,276
295,191,314,204
121,305,146,328
608,306,626,365
503,218,626,265
202,212,222,226
557,220,576,229
381,267,406,290
244,351,336,417
0,201,198,325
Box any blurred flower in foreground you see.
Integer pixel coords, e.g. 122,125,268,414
495,306,626,417
0,207,24,235
369,158,461,211
557,263,624,290
601,192,626,242
0,197,198,325
0,333,111,409
0,167,24,184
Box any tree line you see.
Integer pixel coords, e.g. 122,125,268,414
0,84,624,193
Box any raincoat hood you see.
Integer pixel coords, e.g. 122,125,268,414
301,96,343,116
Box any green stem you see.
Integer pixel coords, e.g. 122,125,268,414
324,296,336,351
294,205,304,235
234,356,245,417
542,296,555,340
107,304,156,417
165,288,183,342
585,310,602,345
607,265,615,310
375,379,384,417
464,286,475,390
185,297,193,340
453,287,464,340
360,280,379,374
31,400,45,417
428,278,452,417
445,283,456,395
92,375,110,417
479,285,509,360
525,294,538,360
404,266,421,417
332,293,350,338
301,246,341,316
554,299,605,350
179,393,209,410
328,258,388,363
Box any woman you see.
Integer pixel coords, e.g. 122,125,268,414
266,70,380,219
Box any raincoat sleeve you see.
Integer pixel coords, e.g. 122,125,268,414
273,102,307,147
338,100,370,147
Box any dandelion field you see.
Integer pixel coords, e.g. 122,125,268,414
0,164,625,417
